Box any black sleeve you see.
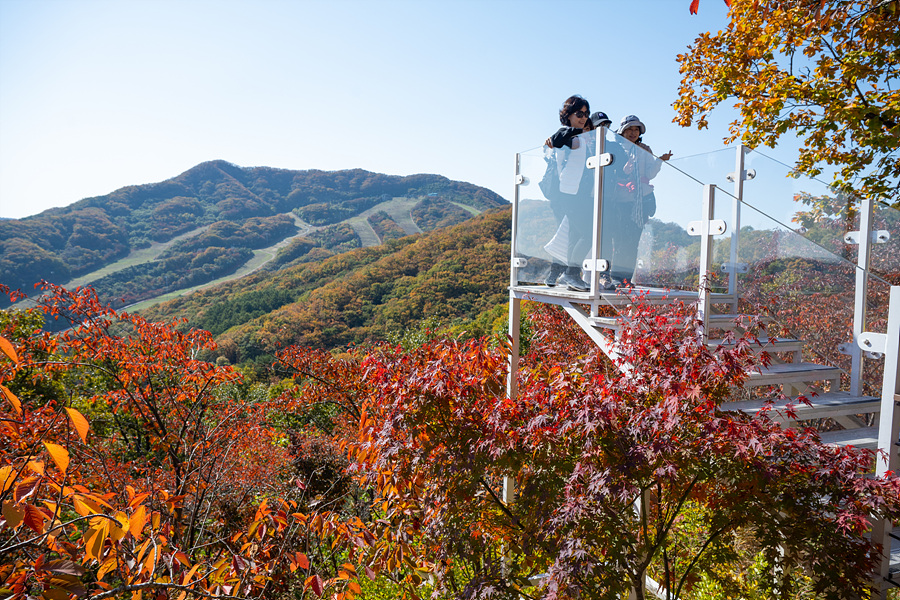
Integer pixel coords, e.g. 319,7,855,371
548,126,583,149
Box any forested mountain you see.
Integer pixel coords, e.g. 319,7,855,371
0,161,505,306
140,207,513,371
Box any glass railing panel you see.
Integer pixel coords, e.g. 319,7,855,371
513,130,597,287
731,199,869,393
709,187,740,296
604,130,705,291
741,149,857,262
867,200,899,285
666,147,737,192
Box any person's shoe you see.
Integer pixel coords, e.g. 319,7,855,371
545,263,565,287
598,274,616,291
561,272,589,291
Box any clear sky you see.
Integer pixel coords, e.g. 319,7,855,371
0,0,777,220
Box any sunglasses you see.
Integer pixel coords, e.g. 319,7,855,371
571,110,589,119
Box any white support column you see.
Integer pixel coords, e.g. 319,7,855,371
850,196,875,396
504,154,523,552
869,286,900,597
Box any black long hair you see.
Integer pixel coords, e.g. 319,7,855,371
559,95,590,126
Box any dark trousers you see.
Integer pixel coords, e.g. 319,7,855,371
604,202,643,282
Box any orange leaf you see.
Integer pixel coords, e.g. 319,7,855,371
1,384,22,416
43,442,70,474
65,408,90,443
23,504,48,533
182,563,201,585
129,505,148,539
97,557,118,581
0,466,15,494
0,335,18,364
348,581,361,595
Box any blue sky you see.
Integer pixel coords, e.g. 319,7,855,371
0,0,774,220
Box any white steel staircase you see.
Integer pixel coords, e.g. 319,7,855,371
507,137,900,597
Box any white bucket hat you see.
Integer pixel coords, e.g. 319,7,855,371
617,114,646,135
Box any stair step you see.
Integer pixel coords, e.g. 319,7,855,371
818,426,879,449
706,313,775,329
709,337,803,355
746,362,841,387
721,392,880,422
586,312,776,332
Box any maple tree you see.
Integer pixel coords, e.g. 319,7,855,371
0,283,369,600
348,299,900,599
676,0,900,204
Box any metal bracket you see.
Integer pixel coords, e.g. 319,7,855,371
687,219,727,236
582,258,610,272
720,262,749,273
516,174,529,186
842,339,884,360
857,332,887,359
726,168,756,183
843,230,890,244
585,153,614,169
512,257,528,268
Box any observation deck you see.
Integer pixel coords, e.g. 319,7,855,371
506,129,900,597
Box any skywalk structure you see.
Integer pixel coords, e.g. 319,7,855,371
506,129,900,597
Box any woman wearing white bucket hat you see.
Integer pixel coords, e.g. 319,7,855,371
607,115,672,287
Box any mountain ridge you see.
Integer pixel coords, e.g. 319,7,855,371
1,162,506,307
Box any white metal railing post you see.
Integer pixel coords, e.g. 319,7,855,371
727,145,747,313
585,127,610,317
850,195,875,396
866,286,900,597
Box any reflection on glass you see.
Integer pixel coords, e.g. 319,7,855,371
515,129,716,292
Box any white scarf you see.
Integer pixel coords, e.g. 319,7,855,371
557,136,587,195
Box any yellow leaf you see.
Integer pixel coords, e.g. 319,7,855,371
43,443,69,474
73,496,100,517
109,511,128,542
2,501,25,528
0,335,18,364
0,384,22,417
26,460,44,475
0,466,15,494
84,524,108,561
65,408,90,443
